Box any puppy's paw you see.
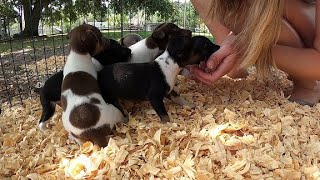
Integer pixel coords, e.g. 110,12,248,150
160,115,170,123
171,96,195,108
123,115,129,123
38,122,48,131
68,132,84,146
179,68,191,78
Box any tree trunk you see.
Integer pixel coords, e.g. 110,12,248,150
18,0,51,37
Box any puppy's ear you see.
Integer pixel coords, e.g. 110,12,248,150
152,31,165,40
154,23,165,31
78,30,98,55
101,37,110,49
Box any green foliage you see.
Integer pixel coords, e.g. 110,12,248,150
42,0,108,25
0,0,206,38
110,0,174,19
0,0,18,18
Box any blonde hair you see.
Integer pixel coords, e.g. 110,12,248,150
209,0,284,78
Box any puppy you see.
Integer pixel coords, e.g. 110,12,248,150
61,24,126,147
98,36,220,123
37,38,131,131
128,22,192,63
91,38,132,71
120,33,143,47
180,36,219,78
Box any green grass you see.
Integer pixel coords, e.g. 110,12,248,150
103,31,152,40
0,35,69,54
0,30,214,54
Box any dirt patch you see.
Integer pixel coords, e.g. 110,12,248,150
0,46,68,106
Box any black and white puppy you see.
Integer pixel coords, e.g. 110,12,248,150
128,22,192,63
61,24,126,147
120,33,143,47
98,36,220,123
37,38,131,131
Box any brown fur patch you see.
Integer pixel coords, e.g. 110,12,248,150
62,71,100,96
80,124,113,147
147,23,192,50
90,97,101,104
69,103,101,129
61,95,67,111
68,24,105,56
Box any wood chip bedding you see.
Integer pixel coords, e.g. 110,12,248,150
1,60,320,179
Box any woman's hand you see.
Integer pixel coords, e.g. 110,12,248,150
189,34,240,85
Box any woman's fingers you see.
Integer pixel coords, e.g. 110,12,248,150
189,66,220,84
190,68,214,85
207,44,234,70
190,53,238,85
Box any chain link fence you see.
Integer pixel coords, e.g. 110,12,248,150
0,0,211,107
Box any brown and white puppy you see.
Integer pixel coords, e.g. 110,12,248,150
37,38,131,131
128,22,192,63
120,33,143,47
61,24,126,147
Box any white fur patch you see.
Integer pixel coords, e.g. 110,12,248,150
180,68,191,78
63,51,97,79
38,122,47,131
68,132,83,145
155,51,182,92
129,38,160,63
91,57,104,72
62,50,125,143
61,90,124,136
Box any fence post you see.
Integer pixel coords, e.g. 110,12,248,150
120,0,124,38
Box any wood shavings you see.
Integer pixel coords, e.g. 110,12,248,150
1,68,320,179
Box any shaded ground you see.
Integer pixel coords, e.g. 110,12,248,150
0,45,68,106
